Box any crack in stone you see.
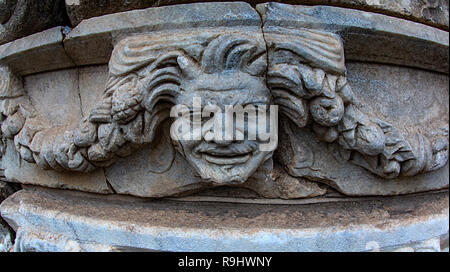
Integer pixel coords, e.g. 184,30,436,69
103,171,117,194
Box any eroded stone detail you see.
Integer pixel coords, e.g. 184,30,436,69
1,31,273,181
0,16,448,198
1,187,448,252
62,0,450,30
264,29,449,179
0,0,68,45
0,180,19,252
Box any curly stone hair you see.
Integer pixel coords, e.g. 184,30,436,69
266,28,448,178
1,31,267,172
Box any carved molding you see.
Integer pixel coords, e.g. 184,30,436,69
264,29,449,179
0,28,448,181
0,3,448,199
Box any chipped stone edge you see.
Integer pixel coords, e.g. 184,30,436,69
257,2,449,74
0,27,75,76
1,188,448,252
257,2,449,46
0,2,447,77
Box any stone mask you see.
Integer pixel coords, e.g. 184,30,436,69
174,70,275,184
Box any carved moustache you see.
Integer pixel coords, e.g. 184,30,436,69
194,141,259,156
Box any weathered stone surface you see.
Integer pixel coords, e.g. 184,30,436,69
0,27,74,76
259,2,448,193
0,180,19,252
1,0,448,48
0,2,448,200
346,62,449,137
64,0,161,26
63,0,449,30
277,120,449,196
1,3,284,198
2,2,446,76
257,2,449,73
294,0,449,30
0,220,12,251
241,161,327,199
104,123,208,198
0,65,113,194
379,236,442,252
0,0,68,45
1,187,448,251
24,68,82,126
273,61,449,196
78,65,108,116
0,1,447,254
106,136,327,199
63,2,262,66
2,139,112,194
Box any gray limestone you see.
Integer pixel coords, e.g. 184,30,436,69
0,180,18,252
277,119,449,196
1,0,448,47
257,2,449,73
78,65,109,117
0,2,447,252
63,2,262,66
64,1,449,30
0,2,448,199
0,0,68,45
0,27,74,76
2,139,112,194
1,187,448,252
0,221,12,251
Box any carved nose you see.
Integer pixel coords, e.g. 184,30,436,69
204,127,244,146
212,138,233,146
202,127,235,146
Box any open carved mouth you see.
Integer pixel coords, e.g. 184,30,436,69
201,151,252,165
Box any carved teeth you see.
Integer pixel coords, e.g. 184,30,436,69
202,153,251,165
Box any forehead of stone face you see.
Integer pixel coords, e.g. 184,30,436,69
177,72,271,108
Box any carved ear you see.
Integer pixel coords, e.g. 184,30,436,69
177,56,201,80
146,121,175,174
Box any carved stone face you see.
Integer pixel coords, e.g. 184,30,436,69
174,71,274,184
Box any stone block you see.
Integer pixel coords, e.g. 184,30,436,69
78,65,108,117
0,180,19,252
63,1,449,30
0,27,74,76
277,120,449,196
257,2,449,73
63,1,262,66
0,221,12,252
0,2,447,200
0,187,448,251
24,68,82,126
295,0,449,30
0,0,447,253
0,0,68,45
2,140,112,194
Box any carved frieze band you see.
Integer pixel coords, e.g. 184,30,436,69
0,27,448,183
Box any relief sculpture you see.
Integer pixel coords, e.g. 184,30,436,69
0,26,448,198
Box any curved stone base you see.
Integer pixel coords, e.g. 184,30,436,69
0,187,448,252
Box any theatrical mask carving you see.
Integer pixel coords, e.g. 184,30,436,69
0,28,448,192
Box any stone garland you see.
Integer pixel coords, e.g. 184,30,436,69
0,27,448,185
